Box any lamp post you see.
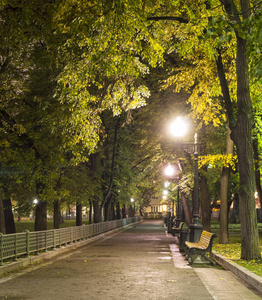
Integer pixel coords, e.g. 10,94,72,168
175,175,181,227
189,133,203,242
164,164,177,233
169,117,203,242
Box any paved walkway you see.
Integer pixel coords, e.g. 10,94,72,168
0,220,261,300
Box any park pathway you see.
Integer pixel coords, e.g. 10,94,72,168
0,220,261,300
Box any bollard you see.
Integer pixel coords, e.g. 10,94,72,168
179,230,189,252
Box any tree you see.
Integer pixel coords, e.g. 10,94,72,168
219,126,234,244
145,0,261,260
0,191,5,234
215,0,261,259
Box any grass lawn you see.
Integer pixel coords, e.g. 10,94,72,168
15,219,90,233
211,222,262,277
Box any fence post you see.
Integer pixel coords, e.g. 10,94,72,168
14,234,18,261
0,233,3,266
71,227,73,243
53,229,56,249
25,230,30,257
36,232,39,255
53,229,55,249
45,231,48,252
84,225,87,239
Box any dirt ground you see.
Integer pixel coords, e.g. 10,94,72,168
0,220,261,300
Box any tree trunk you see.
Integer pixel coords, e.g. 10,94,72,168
199,169,211,232
76,203,82,226
34,201,47,231
116,202,121,220
199,126,211,231
101,117,120,217
0,191,6,234
122,204,126,219
232,34,260,260
220,126,234,244
128,205,134,217
90,153,102,223
110,201,115,220
68,204,71,220
104,201,109,221
230,193,240,224
253,138,262,221
89,200,92,224
3,196,16,234
219,167,230,243
181,192,192,227
53,200,59,229
93,198,101,223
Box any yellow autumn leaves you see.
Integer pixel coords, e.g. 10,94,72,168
198,154,238,171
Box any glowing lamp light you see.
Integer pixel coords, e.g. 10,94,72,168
163,190,168,196
169,117,188,137
165,165,175,177
165,181,170,188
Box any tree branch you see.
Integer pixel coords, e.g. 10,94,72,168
147,16,189,23
215,49,236,129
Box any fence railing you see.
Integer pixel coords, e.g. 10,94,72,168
0,217,142,266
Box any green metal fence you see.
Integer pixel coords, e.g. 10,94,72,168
0,217,141,266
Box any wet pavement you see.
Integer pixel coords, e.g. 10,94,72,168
0,220,261,300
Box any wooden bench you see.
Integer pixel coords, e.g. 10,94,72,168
171,221,184,236
185,230,217,265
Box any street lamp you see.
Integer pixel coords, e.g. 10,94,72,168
169,117,203,242
131,198,135,215
164,165,176,219
164,165,181,228
32,199,38,220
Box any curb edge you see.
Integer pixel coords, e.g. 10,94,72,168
213,251,262,293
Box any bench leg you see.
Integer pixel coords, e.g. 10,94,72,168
188,251,215,265
187,250,198,265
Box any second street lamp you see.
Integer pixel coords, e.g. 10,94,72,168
164,165,181,228
164,164,176,219
131,198,135,216
164,164,177,233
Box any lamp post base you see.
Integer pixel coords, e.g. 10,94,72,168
189,223,203,242
167,217,175,233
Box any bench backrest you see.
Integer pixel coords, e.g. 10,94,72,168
198,230,216,248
